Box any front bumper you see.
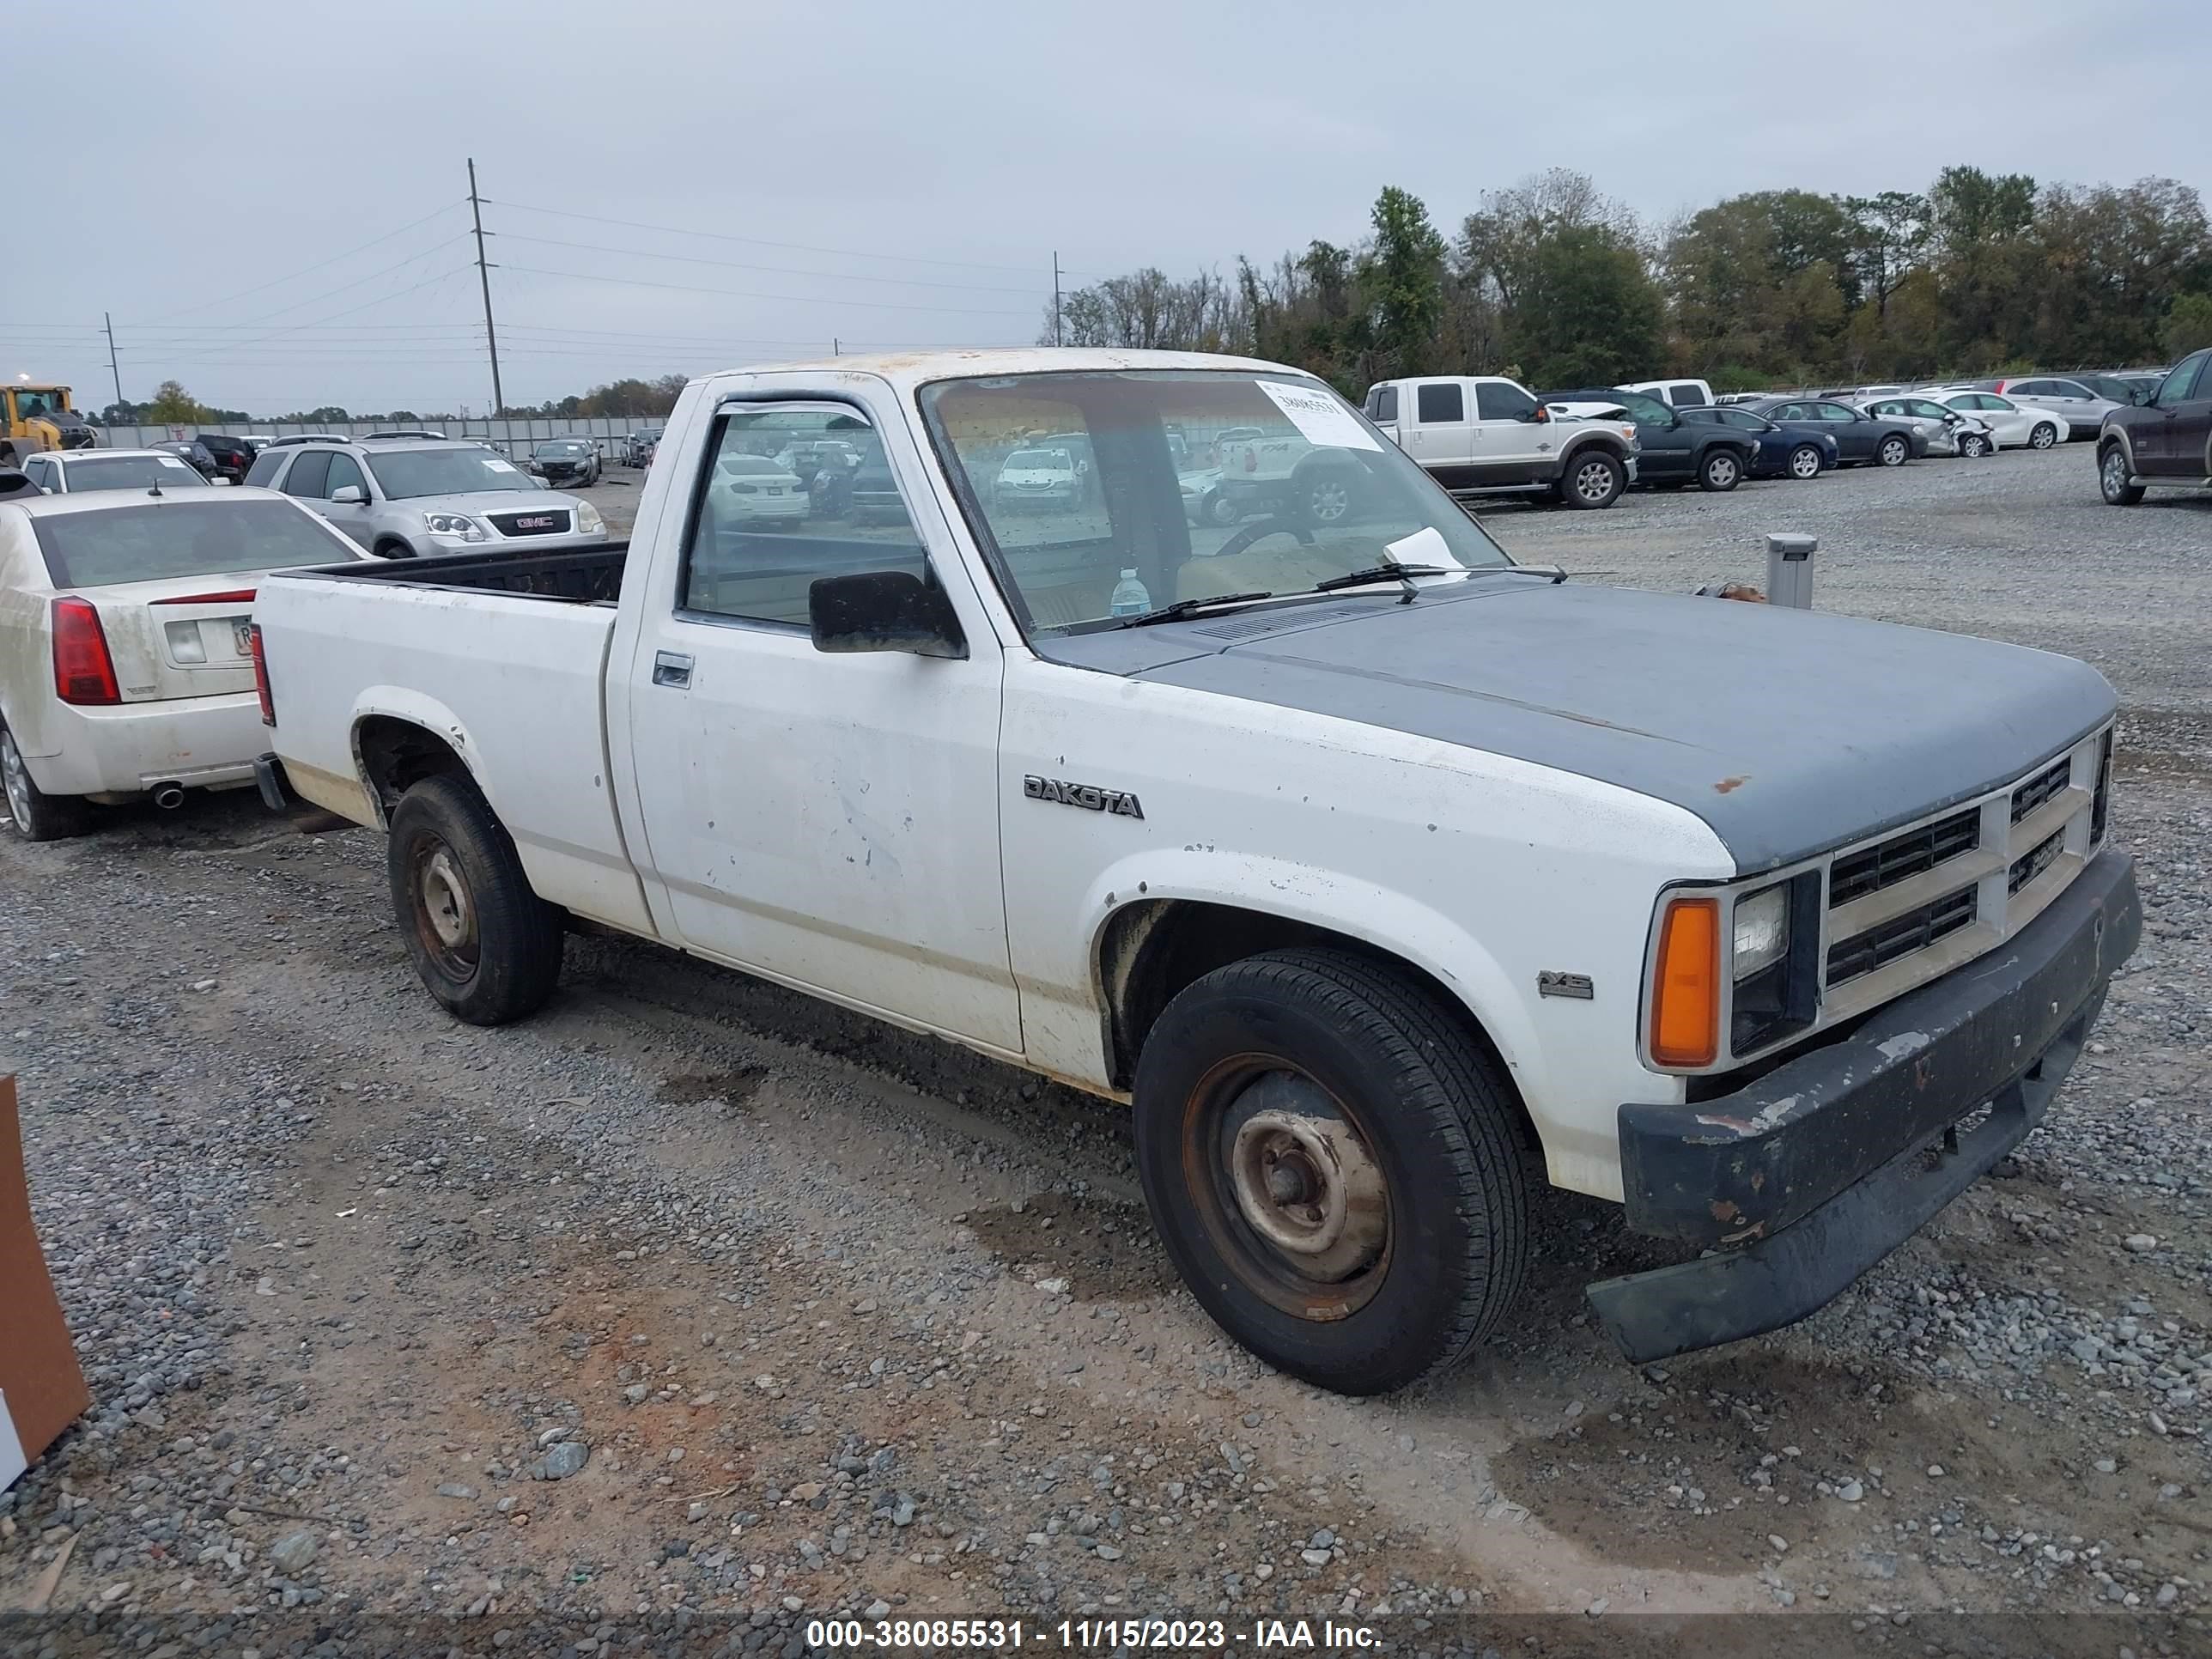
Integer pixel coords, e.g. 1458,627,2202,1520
24,690,270,799
1588,847,2140,1364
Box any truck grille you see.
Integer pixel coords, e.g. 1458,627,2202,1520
2009,756,2070,823
1829,806,1979,906
488,509,572,538
1827,887,1978,986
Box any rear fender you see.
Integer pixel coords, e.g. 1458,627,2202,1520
348,690,489,830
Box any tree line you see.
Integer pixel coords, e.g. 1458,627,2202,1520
94,374,694,427
1048,167,2212,396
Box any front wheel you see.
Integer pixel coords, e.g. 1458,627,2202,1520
1960,432,1990,459
1877,434,1910,467
1698,449,1742,492
1561,451,1625,509
2029,422,2058,451
1,725,88,842
386,774,563,1024
1204,490,1239,526
2100,446,2145,506
1133,948,1532,1395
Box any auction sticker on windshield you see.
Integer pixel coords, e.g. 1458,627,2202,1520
1255,380,1382,452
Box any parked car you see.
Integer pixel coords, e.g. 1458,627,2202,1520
1735,398,1924,466
1616,378,1715,410
1853,395,1994,459
0,488,370,839
1540,387,1759,491
149,439,222,480
2095,347,2211,505
711,453,808,528
992,446,1080,511
1178,465,1234,526
251,346,2136,1396
1923,391,2068,450
191,433,255,485
528,438,603,488
1982,377,2124,440
268,434,347,449
242,437,607,559
242,435,274,456
15,448,210,495
1364,375,1638,508
1676,405,1838,479
623,428,665,467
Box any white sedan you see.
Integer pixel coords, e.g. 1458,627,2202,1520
714,454,811,527
1924,390,2069,451
15,448,212,495
0,487,370,840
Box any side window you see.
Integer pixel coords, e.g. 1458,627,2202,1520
325,453,368,499
1373,386,1398,423
2157,354,2206,405
282,450,331,499
23,457,52,490
244,450,284,488
1474,381,1536,422
1813,402,1856,422
1415,383,1465,424
682,405,927,629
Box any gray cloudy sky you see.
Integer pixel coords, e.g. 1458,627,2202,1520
12,0,2201,416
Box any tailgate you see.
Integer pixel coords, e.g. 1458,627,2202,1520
81,573,267,702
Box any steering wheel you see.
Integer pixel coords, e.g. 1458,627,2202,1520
1210,515,1316,562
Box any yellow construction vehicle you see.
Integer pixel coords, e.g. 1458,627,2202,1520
1,382,98,466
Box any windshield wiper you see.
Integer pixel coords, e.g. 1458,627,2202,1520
1310,562,1455,602
1116,590,1274,629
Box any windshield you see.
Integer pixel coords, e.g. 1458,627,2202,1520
65,455,208,493
1004,449,1069,470
920,369,1510,635
367,447,535,499
536,441,592,457
32,498,352,587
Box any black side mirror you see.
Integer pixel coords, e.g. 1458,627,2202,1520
809,569,966,659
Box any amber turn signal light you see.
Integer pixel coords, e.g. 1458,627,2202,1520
1650,896,1721,1068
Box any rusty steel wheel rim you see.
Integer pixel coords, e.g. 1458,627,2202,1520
1181,1054,1392,1322
410,838,479,981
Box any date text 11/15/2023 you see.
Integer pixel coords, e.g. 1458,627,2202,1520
805,1617,1380,1650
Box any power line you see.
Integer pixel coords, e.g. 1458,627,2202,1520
147,201,467,321
493,232,1048,296
486,198,1094,279
185,264,475,358
499,263,1037,319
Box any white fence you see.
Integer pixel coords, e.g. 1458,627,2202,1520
94,416,665,464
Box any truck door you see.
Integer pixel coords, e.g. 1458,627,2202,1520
2139,353,2209,475
1470,380,1549,483
620,396,1023,1052
1400,380,1476,485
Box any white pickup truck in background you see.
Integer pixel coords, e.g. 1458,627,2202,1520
251,348,2138,1395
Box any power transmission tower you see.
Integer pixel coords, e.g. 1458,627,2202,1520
467,159,506,418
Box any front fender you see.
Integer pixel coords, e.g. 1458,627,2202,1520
1083,848,1547,1113
348,687,491,830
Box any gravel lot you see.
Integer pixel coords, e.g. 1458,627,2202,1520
0,447,2207,1656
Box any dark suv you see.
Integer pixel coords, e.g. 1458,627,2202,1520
2097,349,2212,505
1541,386,1761,492
196,432,255,484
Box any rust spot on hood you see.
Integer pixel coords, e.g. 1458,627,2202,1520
1714,775,1749,793
1710,1199,1742,1223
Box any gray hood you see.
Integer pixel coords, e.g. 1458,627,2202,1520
1039,578,2115,872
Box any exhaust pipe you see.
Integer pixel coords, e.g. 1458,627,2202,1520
151,782,185,810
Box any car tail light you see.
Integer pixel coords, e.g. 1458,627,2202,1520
151,588,257,605
52,598,120,705
249,623,275,726
1649,896,1721,1068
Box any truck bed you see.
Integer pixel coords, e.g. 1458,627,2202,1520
307,542,629,604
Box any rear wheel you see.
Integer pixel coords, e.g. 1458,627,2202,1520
2100,445,2145,506
1787,443,1822,480
386,774,563,1024
1132,948,1532,1395
1877,434,1910,467
1561,450,1625,509
0,725,88,842
2029,422,2058,451
1698,448,1742,492
1296,468,1358,527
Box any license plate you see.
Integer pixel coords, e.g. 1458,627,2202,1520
230,618,253,656
514,514,556,531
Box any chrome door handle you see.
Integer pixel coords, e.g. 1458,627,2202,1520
653,651,693,689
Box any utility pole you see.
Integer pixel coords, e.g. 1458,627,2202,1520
467,158,506,419
102,312,124,408
1052,252,1063,347
832,337,840,357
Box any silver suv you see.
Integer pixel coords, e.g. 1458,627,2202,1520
241,437,608,559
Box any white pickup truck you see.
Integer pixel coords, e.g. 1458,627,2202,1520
250,348,2139,1395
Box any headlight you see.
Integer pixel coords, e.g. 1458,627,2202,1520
1731,885,1790,981
576,499,605,535
422,512,486,541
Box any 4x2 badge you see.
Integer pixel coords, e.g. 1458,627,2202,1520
1024,775,1144,819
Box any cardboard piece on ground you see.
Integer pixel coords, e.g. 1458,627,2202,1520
0,1076,88,1489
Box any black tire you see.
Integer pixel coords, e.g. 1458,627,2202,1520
386,774,562,1025
1,723,89,842
1559,449,1625,509
373,538,416,560
1698,447,1743,492
2029,422,2058,451
1132,947,1532,1395
1295,466,1358,527
1786,444,1823,480
1960,432,1990,459
1876,434,1910,467
2100,444,2145,506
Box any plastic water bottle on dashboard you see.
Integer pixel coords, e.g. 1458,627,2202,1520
1109,568,1151,617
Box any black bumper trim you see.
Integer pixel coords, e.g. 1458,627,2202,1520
1588,848,2138,1364
253,752,290,813
253,753,352,835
